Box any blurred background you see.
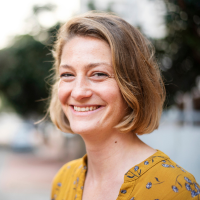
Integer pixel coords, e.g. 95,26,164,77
0,0,200,199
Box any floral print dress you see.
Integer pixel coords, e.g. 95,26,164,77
51,150,200,200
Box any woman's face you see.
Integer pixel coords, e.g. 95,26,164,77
58,36,128,135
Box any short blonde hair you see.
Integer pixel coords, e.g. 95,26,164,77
49,11,166,135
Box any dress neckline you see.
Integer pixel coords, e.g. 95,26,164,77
81,150,170,182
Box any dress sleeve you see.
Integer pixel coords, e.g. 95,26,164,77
132,157,200,200
158,170,200,199
165,184,200,200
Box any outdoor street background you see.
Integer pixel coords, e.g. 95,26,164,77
0,0,200,199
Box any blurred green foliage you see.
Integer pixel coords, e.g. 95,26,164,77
0,2,60,116
0,34,53,115
0,0,200,117
154,0,200,106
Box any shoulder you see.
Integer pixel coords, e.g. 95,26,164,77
140,154,200,199
129,150,200,200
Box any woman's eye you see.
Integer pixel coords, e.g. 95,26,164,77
60,73,74,78
60,73,75,81
93,73,108,77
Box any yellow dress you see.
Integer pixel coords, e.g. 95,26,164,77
51,150,200,200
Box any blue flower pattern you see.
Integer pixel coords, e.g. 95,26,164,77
142,159,200,199
145,177,164,190
144,161,149,165
191,190,198,198
172,185,179,192
186,183,192,191
146,182,152,189
52,153,200,200
162,163,175,168
162,163,170,167
185,177,192,183
121,190,127,194
183,177,200,197
126,165,141,178
134,166,139,171
168,172,200,198
57,182,62,187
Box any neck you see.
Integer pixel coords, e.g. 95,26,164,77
80,129,156,183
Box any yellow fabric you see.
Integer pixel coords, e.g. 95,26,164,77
51,150,200,200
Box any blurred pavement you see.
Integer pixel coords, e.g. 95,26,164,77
0,148,66,200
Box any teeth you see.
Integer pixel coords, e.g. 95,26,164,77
74,106,98,112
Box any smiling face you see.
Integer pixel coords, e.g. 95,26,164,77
58,36,128,135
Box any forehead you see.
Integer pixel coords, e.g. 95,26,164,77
60,36,112,67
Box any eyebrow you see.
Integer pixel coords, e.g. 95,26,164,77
60,62,111,70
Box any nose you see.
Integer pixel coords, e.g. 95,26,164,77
71,76,93,101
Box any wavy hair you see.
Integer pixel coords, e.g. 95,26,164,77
49,11,166,135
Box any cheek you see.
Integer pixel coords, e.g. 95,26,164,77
58,82,70,105
99,81,125,106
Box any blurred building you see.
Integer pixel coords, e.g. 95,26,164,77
80,0,166,38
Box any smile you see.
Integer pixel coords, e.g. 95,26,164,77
73,106,100,112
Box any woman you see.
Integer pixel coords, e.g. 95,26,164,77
50,12,199,200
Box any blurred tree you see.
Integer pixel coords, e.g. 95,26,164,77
1,0,200,117
0,4,60,117
0,34,53,116
87,0,113,12
87,0,96,10
154,0,200,106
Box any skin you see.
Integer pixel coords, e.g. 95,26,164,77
59,36,156,200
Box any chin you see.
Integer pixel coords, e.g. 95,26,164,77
70,124,96,135
69,117,101,134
